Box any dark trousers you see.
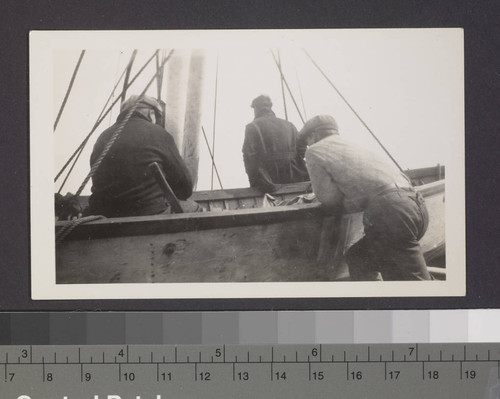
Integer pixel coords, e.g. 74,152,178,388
346,189,431,281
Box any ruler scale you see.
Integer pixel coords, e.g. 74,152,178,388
0,344,499,398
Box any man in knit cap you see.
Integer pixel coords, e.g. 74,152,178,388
299,115,431,281
242,95,309,192
88,95,199,217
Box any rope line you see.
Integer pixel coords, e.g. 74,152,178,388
108,51,122,127
210,53,219,190
57,51,139,194
269,50,305,124
74,50,174,198
57,145,84,194
121,50,138,106
202,126,223,189
277,50,288,120
55,215,105,245
303,49,405,174
53,50,86,132
97,51,138,124
55,50,160,183
292,51,308,120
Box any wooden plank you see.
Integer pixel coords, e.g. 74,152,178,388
56,203,325,240
77,182,311,210
196,201,211,211
57,219,324,284
208,200,225,211
415,180,444,197
238,198,256,210
405,165,445,181
224,199,239,210
191,181,312,202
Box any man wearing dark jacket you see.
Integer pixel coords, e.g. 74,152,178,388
88,95,198,217
242,95,309,192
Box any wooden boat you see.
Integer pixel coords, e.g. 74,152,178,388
53,48,447,285
55,165,445,284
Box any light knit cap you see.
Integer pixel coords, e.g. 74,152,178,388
251,95,273,109
121,95,164,115
298,115,339,140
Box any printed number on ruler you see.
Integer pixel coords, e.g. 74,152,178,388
0,344,499,399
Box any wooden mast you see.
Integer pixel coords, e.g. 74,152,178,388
164,50,190,149
182,49,207,187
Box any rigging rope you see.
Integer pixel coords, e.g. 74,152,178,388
53,50,86,132
108,51,122,127
121,50,138,106
57,50,140,194
73,50,175,198
292,51,308,120
202,126,224,189
210,53,219,190
303,49,406,174
55,215,105,245
269,50,305,124
277,50,288,120
55,50,160,183
98,51,138,124
57,145,83,194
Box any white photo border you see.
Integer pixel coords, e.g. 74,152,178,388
30,29,465,300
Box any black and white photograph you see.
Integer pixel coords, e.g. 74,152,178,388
30,29,465,299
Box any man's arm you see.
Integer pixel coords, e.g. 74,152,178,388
156,130,193,200
242,124,260,185
242,123,277,192
305,148,343,210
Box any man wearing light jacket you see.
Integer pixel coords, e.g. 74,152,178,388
299,114,431,281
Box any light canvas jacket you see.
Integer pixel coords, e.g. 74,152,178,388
305,134,411,213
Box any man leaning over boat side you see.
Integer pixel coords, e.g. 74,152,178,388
242,95,309,193
87,95,200,217
298,115,431,281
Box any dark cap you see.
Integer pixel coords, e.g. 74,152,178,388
251,95,273,109
298,115,339,140
121,95,164,115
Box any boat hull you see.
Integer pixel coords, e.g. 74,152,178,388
56,172,445,283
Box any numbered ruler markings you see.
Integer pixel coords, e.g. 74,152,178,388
0,344,498,386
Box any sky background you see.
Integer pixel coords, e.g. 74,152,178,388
52,29,463,194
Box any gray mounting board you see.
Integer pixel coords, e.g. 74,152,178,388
1,343,499,398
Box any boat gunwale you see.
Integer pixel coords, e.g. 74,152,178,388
76,166,444,205
192,181,312,201
56,179,444,242
57,202,326,241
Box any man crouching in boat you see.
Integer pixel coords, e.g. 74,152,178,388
242,95,309,193
299,115,431,281
87,95,200,217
